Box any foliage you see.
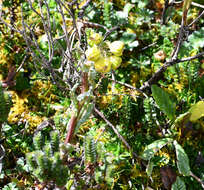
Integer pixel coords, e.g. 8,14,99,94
172,176,186,190
0,0,204,189
0,83,12,123
26,131,69,187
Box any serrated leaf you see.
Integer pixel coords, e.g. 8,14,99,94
171,176,186,190
189,101,204,122
146,160,154,177
151,85,176,120
141,138,173,160
173,141,191,176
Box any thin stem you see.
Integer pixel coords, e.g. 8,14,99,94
188,10,204,27
94,107,138,158
190,171,204,189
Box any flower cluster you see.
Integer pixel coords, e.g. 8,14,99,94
85,32,124,73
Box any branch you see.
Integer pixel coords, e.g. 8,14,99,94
78,0,92,19
188,10,204,27
192,2,204,9
140,2,204,92
94,107,138,158
161,0,170,25
109,79,148,98
140,51,204,91
190,171,204,189
176,51,204,63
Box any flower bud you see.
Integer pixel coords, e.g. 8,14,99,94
94,57,111,73
110,56,122,70
88,32,103,46
109,41,124,56
85,45,101,62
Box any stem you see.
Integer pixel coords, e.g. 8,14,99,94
94,107,138,158
81,72,88,93
64,115,78,143
65,72,89,144
190,171,204,189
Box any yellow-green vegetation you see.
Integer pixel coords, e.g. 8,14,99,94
0,0,204,189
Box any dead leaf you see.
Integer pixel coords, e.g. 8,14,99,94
154,50,166,62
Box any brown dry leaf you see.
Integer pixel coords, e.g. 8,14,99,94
154,50,166,62
160,166,177,190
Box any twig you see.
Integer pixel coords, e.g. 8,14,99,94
16,48,29,73
94,107,138,158
161,0,170,25
188,10,204,27
140,51,204,91
192,2,204,9
99,93,142,98
78,0,92,19
190,171,204,189
139,42,157,52
109,79,148,98
173,51,204,63
34,119,56,135
103,26,120,41
140,1,204,92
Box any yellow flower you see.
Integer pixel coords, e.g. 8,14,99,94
108,41,125,56
174,83,184,92
88,32,102,46
94,56,111,73
110,56,122,70
86,45,101,62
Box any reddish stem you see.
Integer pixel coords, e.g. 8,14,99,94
64,72,88,144
64,115,78,143
81,72,88,93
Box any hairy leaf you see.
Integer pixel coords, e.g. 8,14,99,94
141,138,173,160
173,141,191,176
171,176,186,190
151,85,176,120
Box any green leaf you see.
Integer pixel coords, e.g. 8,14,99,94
75,102,94,132
173,141,191,176
171,176,186,190
120,32,136,44
174,112,190,125
146,160,154,177
173,112,190,129
141,138,173,160
15,72,30,91
151,85,176,120
123,3,134,15
189,101,204,122
188,27,204,49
